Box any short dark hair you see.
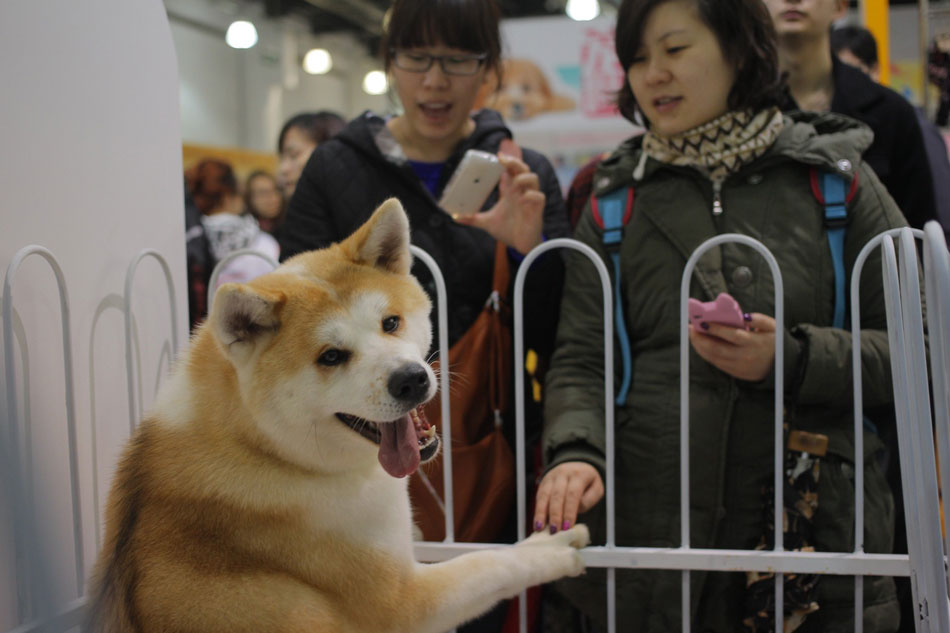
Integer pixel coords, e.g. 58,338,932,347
277,111,345,153
380,0,502,84
184,159,238,216
615,0,785,124
830,25,878,68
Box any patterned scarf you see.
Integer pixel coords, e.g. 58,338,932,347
640,108,784,182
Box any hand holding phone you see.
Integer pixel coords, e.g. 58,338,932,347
688,293,749,331
439,149,506,217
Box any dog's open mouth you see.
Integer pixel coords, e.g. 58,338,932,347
335,406,439,478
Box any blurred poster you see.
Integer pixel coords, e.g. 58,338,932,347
480,15,643,191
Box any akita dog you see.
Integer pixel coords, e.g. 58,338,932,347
85,199,589,633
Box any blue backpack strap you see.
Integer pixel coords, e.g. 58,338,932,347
592,188,634,405
818,171,848,330
815,170,877,433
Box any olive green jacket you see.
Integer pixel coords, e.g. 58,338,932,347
543,112,905,632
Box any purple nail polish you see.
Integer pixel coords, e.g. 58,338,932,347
534,520,543,532
743,312,752,321
700,322,709,330
549,524,557,534
562,520,571,531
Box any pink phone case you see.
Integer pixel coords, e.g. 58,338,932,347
688,293,748,330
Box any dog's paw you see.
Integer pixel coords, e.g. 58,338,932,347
516,524,590,550
562,524,590,550
565,548,586,577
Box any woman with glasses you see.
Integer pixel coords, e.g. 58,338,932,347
277,5,569,629
278,0,567,271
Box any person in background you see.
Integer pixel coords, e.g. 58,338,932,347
764,0,937,231
831,24,950,238
184,183,211,330
535,0,902,631
277,0,569,630
244,170,285,234
185,159,279,291
277,111,344,200
928,33,950,127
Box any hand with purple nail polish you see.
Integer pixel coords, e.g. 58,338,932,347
687,312,777,382
533,462,604,539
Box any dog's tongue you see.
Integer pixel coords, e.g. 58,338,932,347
378,414,420,478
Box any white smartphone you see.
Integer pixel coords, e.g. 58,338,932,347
439,149,506,217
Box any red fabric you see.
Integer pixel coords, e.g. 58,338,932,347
566,154,608,229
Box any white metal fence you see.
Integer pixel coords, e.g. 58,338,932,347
2,223,948,633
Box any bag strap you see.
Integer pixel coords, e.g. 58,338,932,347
492,239,510,292
591,187,635,405
811,168,881,435
809,168,858,330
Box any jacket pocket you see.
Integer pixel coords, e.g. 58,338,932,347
813,431,894,556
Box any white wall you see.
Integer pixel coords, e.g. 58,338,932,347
0,0,186,628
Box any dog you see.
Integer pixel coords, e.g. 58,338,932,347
85,198,589,633
482,58,576,121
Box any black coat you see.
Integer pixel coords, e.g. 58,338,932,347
277,108,569,354
784,57,938,230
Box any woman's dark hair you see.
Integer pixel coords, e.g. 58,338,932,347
380,0,503,85
614,0,785,124
184,159,238,216
830,25,878,68
277,111,345,153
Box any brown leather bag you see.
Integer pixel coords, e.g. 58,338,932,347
409,241,516,542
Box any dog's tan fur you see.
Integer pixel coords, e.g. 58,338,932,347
85,199,588,633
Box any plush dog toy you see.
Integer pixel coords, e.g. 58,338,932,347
481,58,575,120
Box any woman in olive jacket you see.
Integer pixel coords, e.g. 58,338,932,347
533,0,906,631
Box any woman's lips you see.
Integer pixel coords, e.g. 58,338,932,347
653,96,682,114
419,102,452,122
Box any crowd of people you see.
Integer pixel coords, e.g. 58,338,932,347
182,0,950,631
182,111,345,327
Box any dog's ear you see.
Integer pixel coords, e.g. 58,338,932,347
209,283,285,355
343,198,412,275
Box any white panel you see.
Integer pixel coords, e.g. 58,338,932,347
0,0,185,629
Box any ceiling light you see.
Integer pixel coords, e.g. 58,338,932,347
303,48,333,75
363,70,388,96
566,0,600,21
225,20,258,49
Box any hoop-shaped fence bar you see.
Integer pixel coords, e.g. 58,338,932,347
881,230,950,632
407,245,455,543
680,234,785,629
851,227,927,631
923,224,950,585
124,249,179,432
206,248,280,307
2,246,84,624
515,238,616,633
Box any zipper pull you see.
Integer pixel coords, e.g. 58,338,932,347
712,179,723,216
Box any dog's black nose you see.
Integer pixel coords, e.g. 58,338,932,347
388,364,430,402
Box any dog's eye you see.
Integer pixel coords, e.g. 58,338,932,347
317,349,350,366
382,315,400,333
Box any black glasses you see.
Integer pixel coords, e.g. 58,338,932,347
391,50,487,76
